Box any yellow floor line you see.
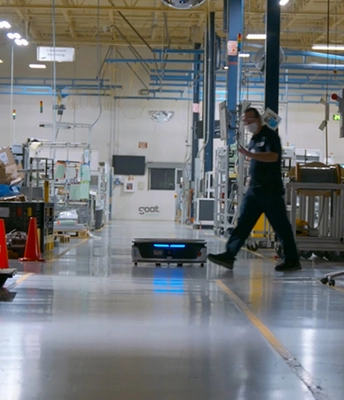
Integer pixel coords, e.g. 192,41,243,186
215,279,328,400
47,238,88,262
5,272,34,290
243,247,266,258
216,279,292,360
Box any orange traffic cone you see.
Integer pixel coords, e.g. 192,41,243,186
0,219,9,269
19,217,45,262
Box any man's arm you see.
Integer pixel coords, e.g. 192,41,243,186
238,145,279,162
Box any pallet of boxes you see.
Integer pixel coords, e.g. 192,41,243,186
0,147,26,259
0,147,23,191
54,209,89,241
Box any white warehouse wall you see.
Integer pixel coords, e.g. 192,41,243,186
0,44,344,221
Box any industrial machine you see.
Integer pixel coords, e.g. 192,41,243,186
132,238,207,267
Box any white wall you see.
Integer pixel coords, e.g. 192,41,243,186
1,44,344,221
278,102,344,163
112,186,176,221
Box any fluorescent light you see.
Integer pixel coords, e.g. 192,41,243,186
29,64,46,69
246,34,266,40
279,0,289,5
7,32,21,39
15,38,28,46
0,21,11,29
239,53,250,58
312,44,344,51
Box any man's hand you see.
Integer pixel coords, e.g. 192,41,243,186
237,145,278,162
238,145,251,158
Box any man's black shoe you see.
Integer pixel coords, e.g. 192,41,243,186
207,252,235,270
275,261,302,272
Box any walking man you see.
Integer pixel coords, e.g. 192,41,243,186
208,107,301,272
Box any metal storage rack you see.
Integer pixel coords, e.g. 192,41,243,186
22,157,54,201
23,140,95,230
286,181,344,258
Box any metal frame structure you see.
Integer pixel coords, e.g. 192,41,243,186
213,146,231,236
287,181,344,255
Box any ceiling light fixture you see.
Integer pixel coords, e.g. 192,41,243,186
0,21,11,29
148,110,174,123
0,60,3,64
160,0,206,10
312,44,344,51
246,34,266,40
279,0,290,5
15,38,29,46
29,64,46,69
7,32,21,40
239,53,250,58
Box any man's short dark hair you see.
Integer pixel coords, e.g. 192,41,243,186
244,107,260,118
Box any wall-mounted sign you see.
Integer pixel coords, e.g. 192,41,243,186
138,142,148,149
227,41,238,56
192,103,200,113
37,46,75,62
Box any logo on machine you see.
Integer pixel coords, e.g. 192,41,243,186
138,206,160,215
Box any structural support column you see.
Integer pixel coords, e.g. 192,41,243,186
225,0,243,145
191,43,201,182
264,0,281,113
204,12,216,173
190,43,202,220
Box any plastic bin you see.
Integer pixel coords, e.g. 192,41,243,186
95,209,103,229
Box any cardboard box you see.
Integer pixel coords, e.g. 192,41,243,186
0,147,23,186
0,147,15,166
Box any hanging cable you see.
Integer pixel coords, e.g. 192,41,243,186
90,0,103,130
51,0,58,161
324,0,331,165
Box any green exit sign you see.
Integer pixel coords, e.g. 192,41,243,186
333,114,341,121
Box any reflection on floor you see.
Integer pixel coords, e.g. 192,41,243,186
1,220,344,400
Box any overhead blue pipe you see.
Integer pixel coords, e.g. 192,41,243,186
105,58,203,64
283,49,344,62
243,62,344,70
150,69,194,74
113,96,191,101
150,75,194,81
152,49,204,54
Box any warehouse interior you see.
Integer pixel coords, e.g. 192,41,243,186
1,1,344,399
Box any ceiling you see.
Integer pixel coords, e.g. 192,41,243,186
0,0,343,102
0,0,343,51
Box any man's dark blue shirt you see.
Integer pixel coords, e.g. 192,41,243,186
248,125,284,194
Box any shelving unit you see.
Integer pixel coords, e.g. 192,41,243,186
22,157,54,201
90,161,112,228
22,140,95,230
213,146,231,236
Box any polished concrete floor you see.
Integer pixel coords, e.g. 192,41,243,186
1,220,344,400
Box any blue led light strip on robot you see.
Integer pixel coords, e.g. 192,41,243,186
153,244,186,248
